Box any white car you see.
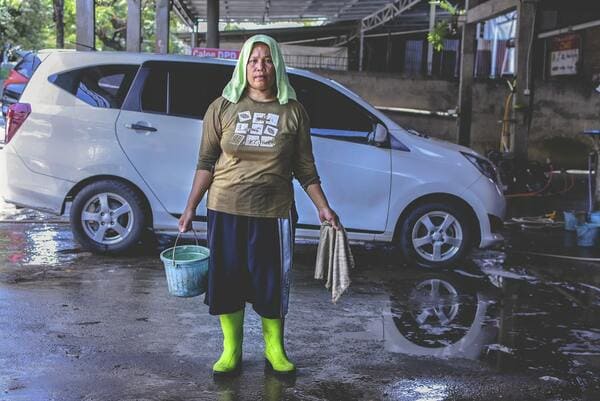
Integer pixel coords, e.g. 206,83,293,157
0,51,505,267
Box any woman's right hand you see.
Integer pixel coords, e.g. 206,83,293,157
178,208,195,233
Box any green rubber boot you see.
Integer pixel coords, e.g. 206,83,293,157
213,309,244,376
261,317,296,375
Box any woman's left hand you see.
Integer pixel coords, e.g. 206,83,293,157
319,206,341,230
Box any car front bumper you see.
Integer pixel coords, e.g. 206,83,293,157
464,175,506,248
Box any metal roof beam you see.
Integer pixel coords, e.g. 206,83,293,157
299,0,316,18
184,0,428,25
360,0,423,32
172,0,196,27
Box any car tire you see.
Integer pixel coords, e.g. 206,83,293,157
70,180,147,253
399,202,473,268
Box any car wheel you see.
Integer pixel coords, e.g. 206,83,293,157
70,180,147,253
399,202,473,268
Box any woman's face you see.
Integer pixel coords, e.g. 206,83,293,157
246,43,276,93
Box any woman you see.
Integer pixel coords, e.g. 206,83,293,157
178,34,340,376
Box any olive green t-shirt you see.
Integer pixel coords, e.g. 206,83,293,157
196,95,320,218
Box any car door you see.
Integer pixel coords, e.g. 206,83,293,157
115,61,232,218
289,74,391,235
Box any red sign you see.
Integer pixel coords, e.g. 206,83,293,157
550,33,580,51
549,34,581,76
192,47,240,60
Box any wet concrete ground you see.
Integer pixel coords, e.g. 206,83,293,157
0,197,599,401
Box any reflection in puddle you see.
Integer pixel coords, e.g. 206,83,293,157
386,379,448,401
27,226,60,266
383,254,600,394
214,373,296,401
384,274,496,359
0,225,77,267
0,230,27,264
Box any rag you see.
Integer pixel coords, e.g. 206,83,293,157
314,221,355,303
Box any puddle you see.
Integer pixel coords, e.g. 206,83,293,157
385,379,450,401
0,225,78,267
383,270,497,360
0,199,79,276
382,255,600,396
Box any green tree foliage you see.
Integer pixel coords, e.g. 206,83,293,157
223,22,243,32
43,0,76,49
95,0,127,50
140,0,187,53
427,1,464,52
3,0,186,53
0,0,50,50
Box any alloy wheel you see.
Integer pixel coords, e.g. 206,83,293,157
81,192,134,245
411,211,463,262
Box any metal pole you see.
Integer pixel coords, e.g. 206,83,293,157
386,30,392,72
359,25,364,71
191,20,198,50
207,0,219,48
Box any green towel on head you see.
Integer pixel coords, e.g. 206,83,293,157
222,34,296,105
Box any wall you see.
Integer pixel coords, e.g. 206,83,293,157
315,62,600,169
315,69,461,143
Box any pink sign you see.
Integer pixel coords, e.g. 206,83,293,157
192,47,240,60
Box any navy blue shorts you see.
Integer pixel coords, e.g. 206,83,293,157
204,208,296,318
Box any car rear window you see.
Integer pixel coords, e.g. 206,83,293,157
48,64,139,109
128,61,233,119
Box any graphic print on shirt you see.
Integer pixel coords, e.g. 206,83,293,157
231,110,280,147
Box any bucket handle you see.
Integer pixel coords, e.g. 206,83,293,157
171,228,200,264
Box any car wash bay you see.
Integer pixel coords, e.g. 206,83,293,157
0,196,599,401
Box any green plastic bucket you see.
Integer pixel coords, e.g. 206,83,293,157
160,230,210,297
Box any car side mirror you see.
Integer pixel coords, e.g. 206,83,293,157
369,123,388,146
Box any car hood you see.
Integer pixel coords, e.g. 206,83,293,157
391,128,479,157
427,136,479,156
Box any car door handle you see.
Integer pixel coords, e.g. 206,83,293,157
125,123,157,132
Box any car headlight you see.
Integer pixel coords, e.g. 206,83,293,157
461,152,501,186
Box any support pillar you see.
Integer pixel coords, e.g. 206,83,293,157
155,0,170,54
427,1,437,75
126,0,142,52
513,0,538,161
75,0,95,51
207,0,219,48
457,20,476,146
